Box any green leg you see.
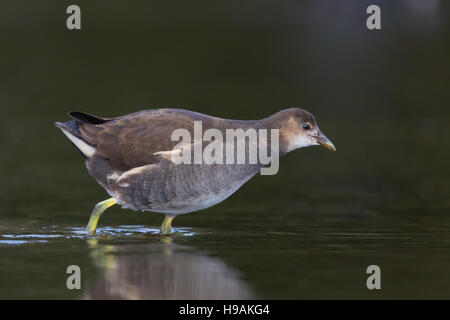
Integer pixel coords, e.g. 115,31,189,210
86,198,116,235
160,215,174,234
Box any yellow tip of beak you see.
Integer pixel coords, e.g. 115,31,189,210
316,130,336,152
319,140,336,152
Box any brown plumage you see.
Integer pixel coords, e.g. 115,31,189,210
55,108,335,234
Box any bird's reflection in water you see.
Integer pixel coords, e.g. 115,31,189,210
84,236,255,299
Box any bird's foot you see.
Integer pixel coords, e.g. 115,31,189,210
86,198,116,235
160,216,174,234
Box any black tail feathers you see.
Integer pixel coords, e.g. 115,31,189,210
68,111,113,125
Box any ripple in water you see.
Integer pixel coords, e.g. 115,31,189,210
0,225,195,245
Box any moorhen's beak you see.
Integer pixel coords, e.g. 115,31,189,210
315,129,336,151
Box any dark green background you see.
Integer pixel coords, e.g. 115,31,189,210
0,0,449,299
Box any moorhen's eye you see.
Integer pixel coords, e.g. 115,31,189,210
302,123,311,130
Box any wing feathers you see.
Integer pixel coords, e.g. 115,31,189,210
61,109,218,172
